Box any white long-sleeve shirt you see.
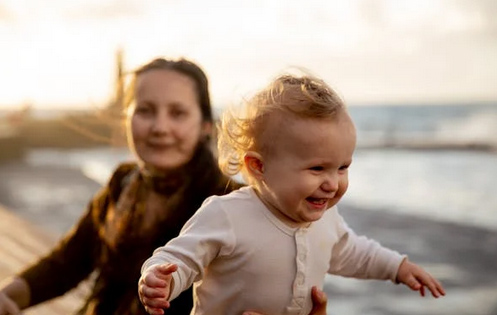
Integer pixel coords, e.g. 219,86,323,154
142,186,405,315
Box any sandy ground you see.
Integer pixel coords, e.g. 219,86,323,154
0,161,496,315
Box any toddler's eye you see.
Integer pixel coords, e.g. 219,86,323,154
339,165,350,171
309,166,324,171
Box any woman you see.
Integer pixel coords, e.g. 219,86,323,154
0,58,242,314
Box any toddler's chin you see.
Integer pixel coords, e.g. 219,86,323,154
305,211,326,223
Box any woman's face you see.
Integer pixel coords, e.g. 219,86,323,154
127,69,211,172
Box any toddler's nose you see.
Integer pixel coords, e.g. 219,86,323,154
321,173,339,192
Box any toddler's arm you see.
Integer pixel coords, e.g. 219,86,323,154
327,209,405,282
138,263,177,315
396,258,445,298
140,197,234,304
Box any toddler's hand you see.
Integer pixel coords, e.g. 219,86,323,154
396,259,446,298
138,263,177,315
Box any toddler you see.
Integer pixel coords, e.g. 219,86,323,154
138,73,445,315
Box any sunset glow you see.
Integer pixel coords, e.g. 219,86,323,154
0,0,496,110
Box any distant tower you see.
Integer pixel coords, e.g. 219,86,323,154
108,47,127,146
111,48,125,113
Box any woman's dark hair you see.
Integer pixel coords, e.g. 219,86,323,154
131,58,213,123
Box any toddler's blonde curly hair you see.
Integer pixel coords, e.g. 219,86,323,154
217,73,346,182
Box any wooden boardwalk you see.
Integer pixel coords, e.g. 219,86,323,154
0,205,87,314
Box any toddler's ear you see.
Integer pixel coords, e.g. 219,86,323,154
244,151,264,179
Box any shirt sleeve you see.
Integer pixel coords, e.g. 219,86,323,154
141,196,236,301
327,209,406,283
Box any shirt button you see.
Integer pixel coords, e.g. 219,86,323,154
297,273,304,285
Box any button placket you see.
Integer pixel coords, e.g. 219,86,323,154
289,227,309,313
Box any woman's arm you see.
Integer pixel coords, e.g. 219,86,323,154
16,187,111,307
0,204,102,312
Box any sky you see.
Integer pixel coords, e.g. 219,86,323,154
0,0,496,110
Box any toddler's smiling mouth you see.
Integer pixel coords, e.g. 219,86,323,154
306,197,327,205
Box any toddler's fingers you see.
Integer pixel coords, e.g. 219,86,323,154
141,273,167,288
425,277,446,298
144,305,165,315
141,295,170,310
415,272,445,298
404,274,422,291
140,285,167,300
156,264,178,278
437,281,446,296
433,277,446,296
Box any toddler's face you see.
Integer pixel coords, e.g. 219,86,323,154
256,112,356,227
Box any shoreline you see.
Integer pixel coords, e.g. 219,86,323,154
6,146,497,232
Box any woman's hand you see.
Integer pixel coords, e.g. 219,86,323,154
396,258,446,298
308,286,327,314
0,277,30,315
0,291,21,315
242,286,328,315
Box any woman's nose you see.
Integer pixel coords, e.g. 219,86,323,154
151,113,171,134
321,172,339,192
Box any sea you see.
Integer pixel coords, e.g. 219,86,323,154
18,102,497,232
344,102,497,231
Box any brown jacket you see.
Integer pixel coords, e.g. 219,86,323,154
20,146,241,314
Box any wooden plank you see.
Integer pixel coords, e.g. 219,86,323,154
0,206,88,314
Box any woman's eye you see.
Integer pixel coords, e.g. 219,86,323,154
171,110,186,118
135,106,153,114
